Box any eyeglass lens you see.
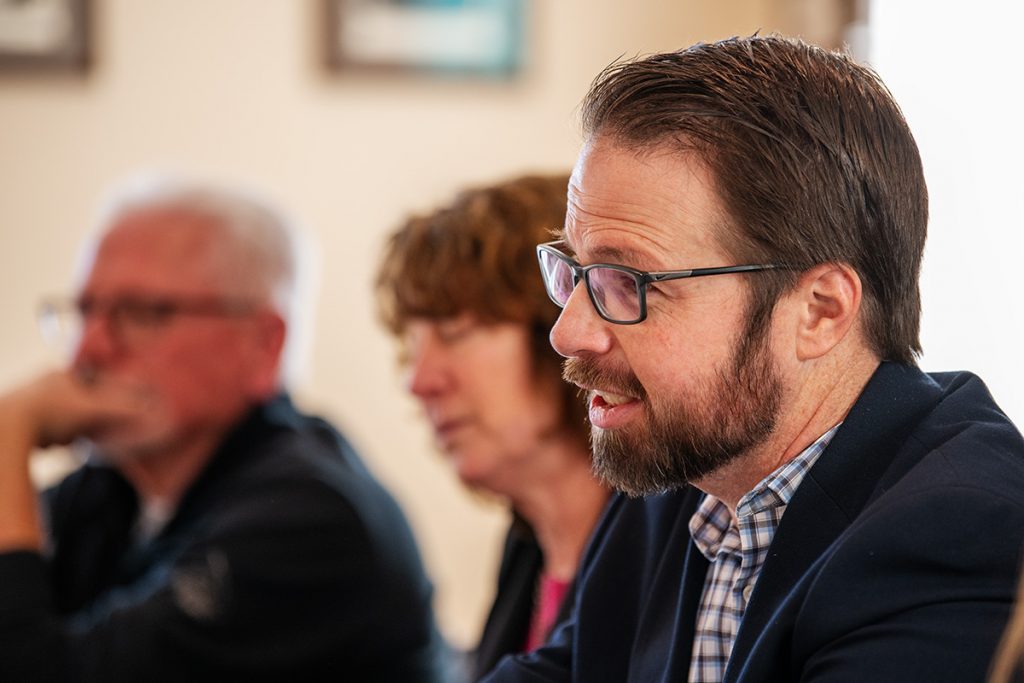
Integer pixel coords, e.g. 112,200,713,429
39,299,167,353
38,302,83,356
539,249,576,305
539,249,642,322
588,267,641,321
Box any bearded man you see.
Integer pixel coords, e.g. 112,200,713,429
485,36,1024,683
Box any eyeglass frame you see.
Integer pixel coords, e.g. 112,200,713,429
37,295,262,349
536,240,790,325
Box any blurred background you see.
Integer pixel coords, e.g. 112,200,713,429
1,0,1020,649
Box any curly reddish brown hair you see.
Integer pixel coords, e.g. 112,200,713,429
376,174,588,440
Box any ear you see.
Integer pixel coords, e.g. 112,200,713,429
791,263,862,361
244,311,287,399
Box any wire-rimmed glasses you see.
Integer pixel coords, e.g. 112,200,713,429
37,295,260,353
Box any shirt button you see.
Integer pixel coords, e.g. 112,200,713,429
742,584,754,602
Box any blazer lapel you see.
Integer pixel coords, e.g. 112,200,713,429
627,490,709,682
724,362,944,682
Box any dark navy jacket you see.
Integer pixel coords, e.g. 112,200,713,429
0,395,449,682
485,362,1024,682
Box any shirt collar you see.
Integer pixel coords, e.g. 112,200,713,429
689,424,841,560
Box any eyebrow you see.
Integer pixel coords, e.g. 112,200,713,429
560,228,661,269
585,244,657,269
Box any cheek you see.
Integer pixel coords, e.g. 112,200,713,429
621,308,741,391
491,374,563,442
146,336,252,414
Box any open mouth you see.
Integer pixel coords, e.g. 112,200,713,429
593,389,635,407
588,388,642,430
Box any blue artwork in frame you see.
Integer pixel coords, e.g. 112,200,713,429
324,0,525,77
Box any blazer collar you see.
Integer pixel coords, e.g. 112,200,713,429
724,362,944,680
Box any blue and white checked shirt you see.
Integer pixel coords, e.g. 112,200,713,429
687,425,841,683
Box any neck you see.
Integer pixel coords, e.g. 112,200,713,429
696,352,880,516
116,427,227,509
510,432,610,582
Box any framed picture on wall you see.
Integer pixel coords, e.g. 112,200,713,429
324,0,525,78
0,0,90,72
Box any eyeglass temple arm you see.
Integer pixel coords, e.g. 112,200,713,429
646,264,786,283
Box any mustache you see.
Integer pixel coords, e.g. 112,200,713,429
562,357,646,400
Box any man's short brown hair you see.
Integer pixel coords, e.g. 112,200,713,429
580,35,928,364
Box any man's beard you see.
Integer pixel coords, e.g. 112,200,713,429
562,322,782,497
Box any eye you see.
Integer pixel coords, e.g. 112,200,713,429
435,318,476,345
76,297,97,317
117,299,177,327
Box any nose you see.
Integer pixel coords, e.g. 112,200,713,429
549,281,613,359
72,308,120,370
404,333,453,400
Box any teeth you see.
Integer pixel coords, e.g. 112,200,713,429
598,391,632,406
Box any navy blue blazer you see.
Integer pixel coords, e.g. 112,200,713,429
484,362,1024,682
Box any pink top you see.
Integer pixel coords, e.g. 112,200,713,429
524,573,572,652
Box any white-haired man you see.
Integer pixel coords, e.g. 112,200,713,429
0,180,448,682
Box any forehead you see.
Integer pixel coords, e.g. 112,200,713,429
565,137,731,268
83,207,228,295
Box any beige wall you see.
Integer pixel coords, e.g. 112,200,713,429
0,0,815,647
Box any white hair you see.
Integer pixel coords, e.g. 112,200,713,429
77,174,319,389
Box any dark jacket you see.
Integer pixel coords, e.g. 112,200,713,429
473,518,577,681
0,395,449,682
484,362,1024,682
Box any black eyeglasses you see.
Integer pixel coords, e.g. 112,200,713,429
536,240,786,324
38,295,259,350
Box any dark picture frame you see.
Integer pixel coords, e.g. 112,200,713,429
0,0,90,72
323,0,524,78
